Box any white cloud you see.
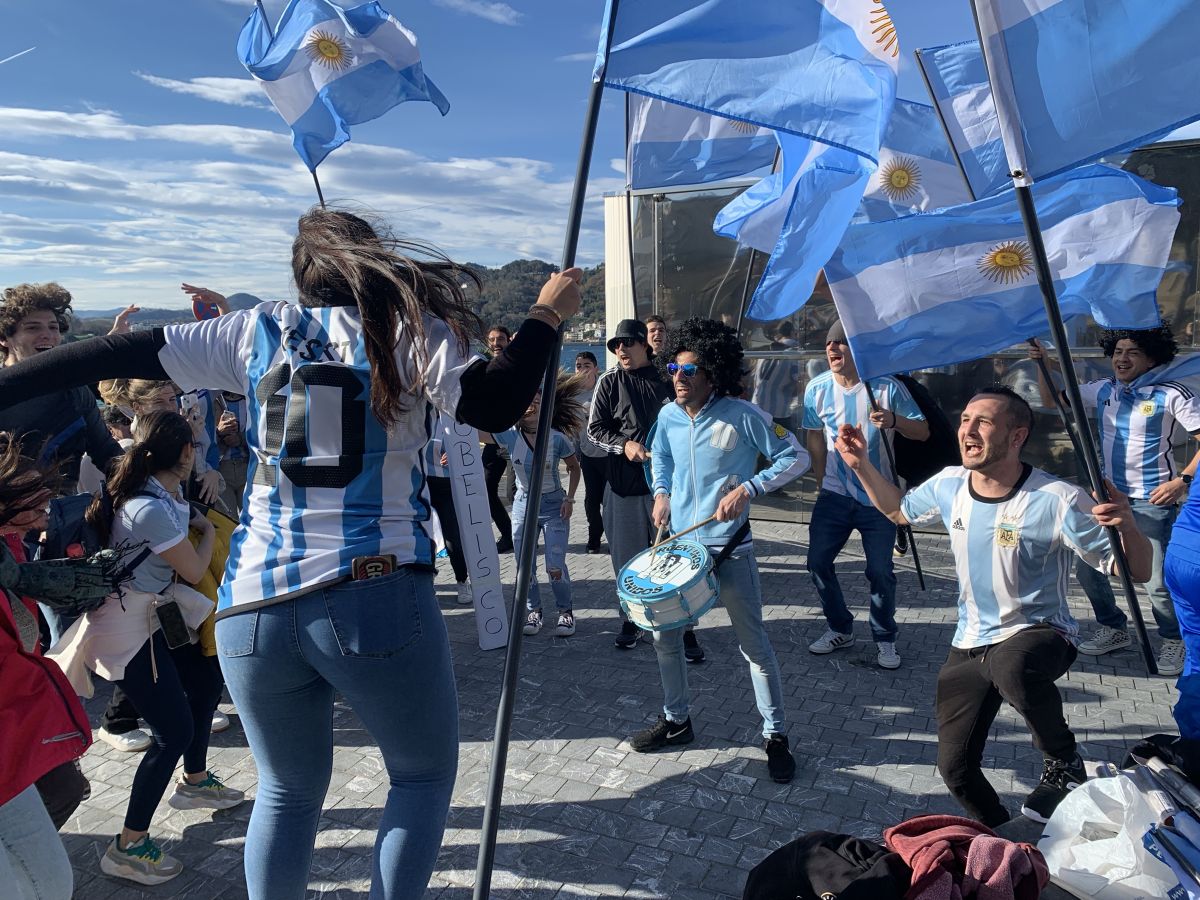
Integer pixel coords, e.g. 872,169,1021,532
134,72,269,109
0,107,619,310
554,52,594,63
431,0,521,26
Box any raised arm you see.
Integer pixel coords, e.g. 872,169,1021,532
834,425,908,525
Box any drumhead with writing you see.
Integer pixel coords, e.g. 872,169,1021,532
617,540,710,602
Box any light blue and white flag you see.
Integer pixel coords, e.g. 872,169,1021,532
714,134,872,322
915,41,1010,200
969,0,1200,189
238,0,449,170
858,99,971,222
626,94,776,190
1132,354,1200,392
826,165,1180,382
597,0,899,163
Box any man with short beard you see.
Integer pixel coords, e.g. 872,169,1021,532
836,385,1151,825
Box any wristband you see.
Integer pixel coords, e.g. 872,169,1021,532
528,304,562,327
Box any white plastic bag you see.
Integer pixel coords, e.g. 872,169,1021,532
1038,773,1183,899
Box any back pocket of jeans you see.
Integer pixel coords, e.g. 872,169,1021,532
215,610,258,658
324,570,423,659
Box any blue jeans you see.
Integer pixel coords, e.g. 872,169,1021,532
0,784,72,900
1166,539,1200,738
806,489,899,642
1076,499,1179,639
512,489,572,612
216,569,459,900
650,552,786,738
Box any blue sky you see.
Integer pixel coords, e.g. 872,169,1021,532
0,0,979,311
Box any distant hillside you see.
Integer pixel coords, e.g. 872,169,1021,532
70,263,605,338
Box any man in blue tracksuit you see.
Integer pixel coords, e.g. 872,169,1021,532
628,318,810,784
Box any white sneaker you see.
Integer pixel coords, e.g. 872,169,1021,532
1158,639,1186,677
456,582,472,605
808,628,856,655
211,711,230,734
99,727,152,753
876,642,901,669
1077,625,1132,656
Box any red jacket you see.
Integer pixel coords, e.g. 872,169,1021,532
0,533,92,806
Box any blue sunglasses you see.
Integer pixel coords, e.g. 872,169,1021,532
667,363,699,378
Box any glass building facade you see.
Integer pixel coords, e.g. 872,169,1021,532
613,141,1200,523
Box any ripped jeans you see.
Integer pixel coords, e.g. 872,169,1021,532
512,488,572,612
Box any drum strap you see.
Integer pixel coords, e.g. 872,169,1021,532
710,521,751,574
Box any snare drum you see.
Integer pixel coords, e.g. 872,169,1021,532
617,538,720,631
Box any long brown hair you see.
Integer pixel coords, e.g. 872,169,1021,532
291,207,482,430
522,372,589,441
85,410,193,544
0,433,58,528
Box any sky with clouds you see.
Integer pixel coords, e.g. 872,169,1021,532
0,0,979,311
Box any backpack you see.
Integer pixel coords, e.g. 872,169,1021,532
892,374,960,487
41,489,155,561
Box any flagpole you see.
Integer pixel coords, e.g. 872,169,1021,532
914,49,974,201
472,2,621,895
965,0,1155,675
624,93,640,315
732,146,782,335
862,380,926,591
311,170,327,209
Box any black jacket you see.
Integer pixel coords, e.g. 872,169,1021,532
0,387,122,489
586,364,673,497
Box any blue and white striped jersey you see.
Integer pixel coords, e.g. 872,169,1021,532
491,428,574,496
1079,377,1200,500
159,301,479,615
802,373,922,505
901,466,1112,649
750,358,801,418
221,396,249,463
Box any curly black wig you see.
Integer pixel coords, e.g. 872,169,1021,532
1098,321,1177,367
655,317,745,398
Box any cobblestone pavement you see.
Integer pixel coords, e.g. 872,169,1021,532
62,510,1179,898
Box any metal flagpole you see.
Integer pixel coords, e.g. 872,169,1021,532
472,2,622,895
915,50,1088,480
732,146,782,336
256,0,327,208
624,93,640,316
862,381,926,591
966,0,1156,675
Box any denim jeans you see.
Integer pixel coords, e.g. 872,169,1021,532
512,489,572,612
1076,498,1179,639
650,552,786,738
806,489,899,642
1166,539,1200,738
0,784,73,900
216,568,458,900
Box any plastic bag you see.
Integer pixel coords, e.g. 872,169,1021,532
1038,773,1184,899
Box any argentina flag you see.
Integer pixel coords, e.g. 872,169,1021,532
626,94,776,191
713,134,872,322
970,0,1200,188
915,42,1010,200
597,0,898,163
859,99,971,222
826,165,1181,382
238,0,449,171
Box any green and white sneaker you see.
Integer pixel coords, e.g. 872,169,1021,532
100,834,183,885
168,771,246,811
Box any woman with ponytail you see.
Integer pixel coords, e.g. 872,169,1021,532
49,410,242,885
0,207,582,899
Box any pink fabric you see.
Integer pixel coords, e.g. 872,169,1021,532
884,815,1049,900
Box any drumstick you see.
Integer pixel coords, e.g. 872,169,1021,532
648,515,719,551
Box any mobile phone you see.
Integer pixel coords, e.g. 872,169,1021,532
351,554,397,581
155,599,192,649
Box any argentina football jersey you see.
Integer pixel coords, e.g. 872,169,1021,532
901,467,1112,649
159,301,480,615
1079,378,1200,500
802,371,922,504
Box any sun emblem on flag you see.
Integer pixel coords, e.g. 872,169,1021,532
305,30,353,70
871,0,899,58
729,120,758,135
978,240,1034,284
879,157,921,201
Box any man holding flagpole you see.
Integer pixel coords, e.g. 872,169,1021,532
1030,326,1200,676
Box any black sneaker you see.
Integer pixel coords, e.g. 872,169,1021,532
629,715,694,752
764,734,796,783
1020,754,1086,823
496,537,514,554
587,543,608,555
614,620,642,649
683,629,705,664
894,528,909,557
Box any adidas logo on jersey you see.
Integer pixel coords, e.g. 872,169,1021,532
951,518,965,531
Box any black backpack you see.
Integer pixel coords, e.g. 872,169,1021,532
41,489,155,561
892,374,960,487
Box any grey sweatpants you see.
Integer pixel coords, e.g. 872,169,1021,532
603,487,656,623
